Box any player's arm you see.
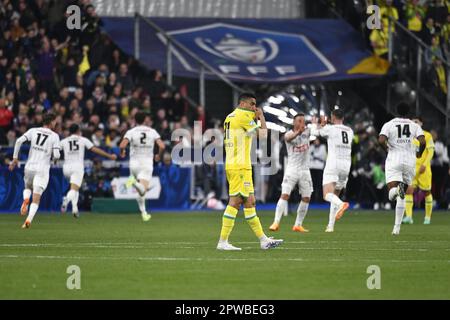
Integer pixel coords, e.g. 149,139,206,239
119,137,129,158
155,138,166,162
89,146,117,160
255,108,267,139
285,128,301,143
9,134,28,171
416,135,426,158
378,134,388,152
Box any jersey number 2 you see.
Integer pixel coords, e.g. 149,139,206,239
36,133,49,146
140,132,147,144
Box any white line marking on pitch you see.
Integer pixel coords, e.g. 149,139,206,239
0,254,448,264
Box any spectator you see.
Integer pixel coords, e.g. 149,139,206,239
430,58,447,100
405,0,426,35
431,130,449,207
425,36,443,67
117,63,134,94
0,98,14,144
422,18,437,45
380,0,399,32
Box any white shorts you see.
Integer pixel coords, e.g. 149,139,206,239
130,163,153,182
385,160,415,185
322,168,349,190
281,169,313,197
63,166,84,187
24,169,49,195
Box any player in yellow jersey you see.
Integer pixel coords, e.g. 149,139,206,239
217,92,283,250
403,116,435,225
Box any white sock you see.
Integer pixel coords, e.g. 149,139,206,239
328,203,339,228
134,182,146,197
23,189,31,200
395,197,406,228
66,189,76,202
388,188,398,201
325,193,343,207
72,191,79,213
274,198,288,224
137,195,146,214
259,234,270,242
295,201,309,226
27,203,39,222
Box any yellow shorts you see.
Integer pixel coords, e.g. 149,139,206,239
412,165,432,191
226,169,254,198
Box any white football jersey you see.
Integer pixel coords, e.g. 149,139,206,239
124,125,161,166
61,135,94,167
285,128,311,171
311,124,354,171
23,127,60,172
379,118,424,166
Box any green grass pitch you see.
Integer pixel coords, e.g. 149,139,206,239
0,209,449,299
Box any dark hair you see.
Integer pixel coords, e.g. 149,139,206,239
412,115,423,123
135,111,147,125
238,92,257,103
42,112,56,125
293,113,305,120
397,102,410,117
69,123,80,134
332,108,344,120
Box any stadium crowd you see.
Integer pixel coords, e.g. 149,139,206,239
1,0,450,210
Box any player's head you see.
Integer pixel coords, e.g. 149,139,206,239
330,108,344,124
412,115,423,127
396,102,410,117
135,111,147,125
293,113,305,131
238,92,257,111
69,123,81,135
42,112,56,129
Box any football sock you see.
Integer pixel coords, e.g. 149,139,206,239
425,194,433,219
219,206,238,242
328,203,338,227
404,194,413,218
244,207,266,240
274,198,288,224
137,195,146,214
72,191,79,213
294,201,309,227
23,189,31,200
324,193,343,207
134,182,146,197
388,187,398,201
395,197,406,228
27,203,39,222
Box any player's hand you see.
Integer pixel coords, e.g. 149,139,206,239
319,116,327,127
120,149,126,158
419,165,426,174
110,154,117,161
154,154,161,162
255,108,264,120
8,159,18,171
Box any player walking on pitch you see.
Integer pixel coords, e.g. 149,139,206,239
217,93,283,250
60,124,117,217
119,112,165,221
402,116,434,225
270,113,313,233
378,103,425,235
310,108,352,232
9,113,61,228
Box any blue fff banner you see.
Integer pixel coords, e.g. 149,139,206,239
102,17,376,83
0,165,191,212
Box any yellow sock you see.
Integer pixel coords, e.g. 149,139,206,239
405,194,414,218
425,194,433,219
220,206,238,241
244,207,265,239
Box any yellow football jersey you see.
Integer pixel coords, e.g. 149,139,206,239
413,130,434,167
224,108,259,170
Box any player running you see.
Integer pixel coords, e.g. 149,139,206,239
9,113,61,228
310,108,352,233
217,92,283,250
402,116,435,225
119,112,165,222
269,113,313,233
60,124,117,218
378,103,425,235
